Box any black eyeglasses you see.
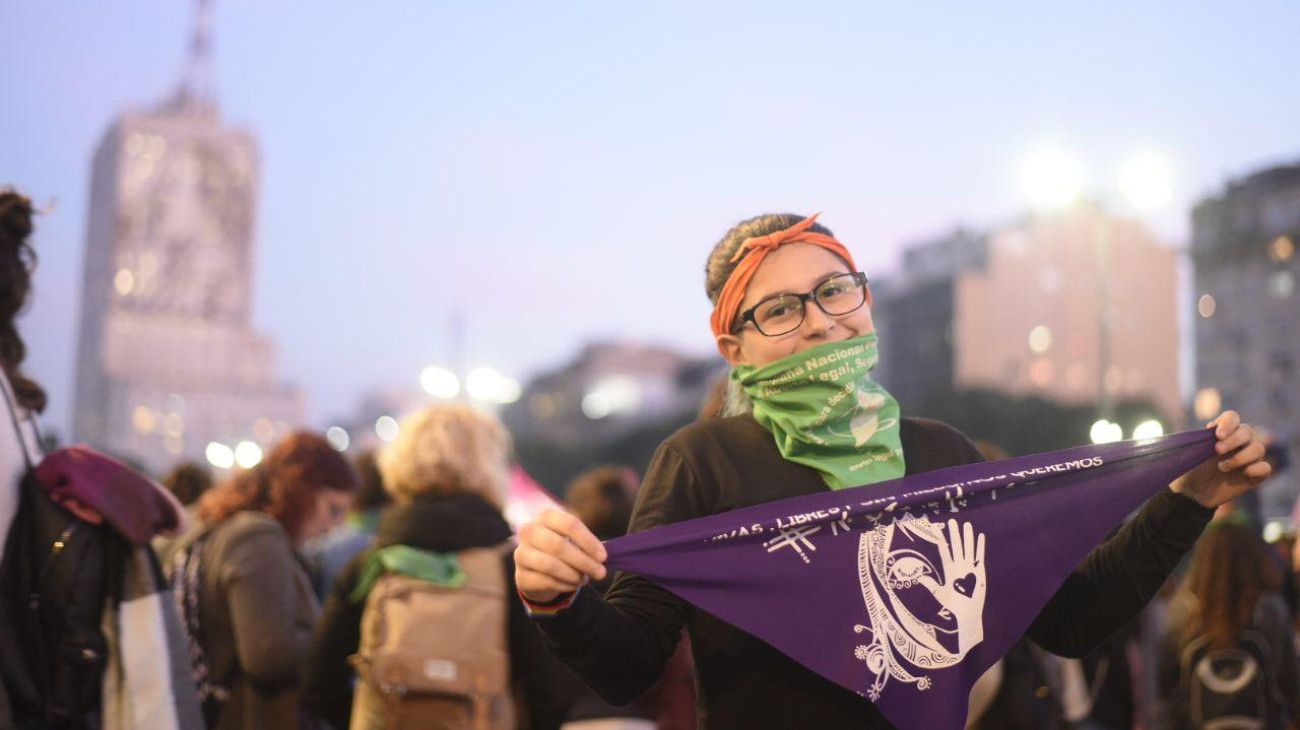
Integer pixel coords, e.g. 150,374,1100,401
735,271,869,337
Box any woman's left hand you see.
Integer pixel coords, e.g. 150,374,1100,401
1169,410,1272,508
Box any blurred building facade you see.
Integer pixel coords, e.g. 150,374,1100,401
502,341,725,449
1191,162,1300,518
72,3,302,474
325,387,428,456
874,204,1181,425
868,228,985,417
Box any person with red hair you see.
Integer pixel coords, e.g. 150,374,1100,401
162,431,358,729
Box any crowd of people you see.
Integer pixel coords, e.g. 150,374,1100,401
1,187,1297,729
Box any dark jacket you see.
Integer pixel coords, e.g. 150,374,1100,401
301,492,572,730
536,415,1215,729
160,511,319,730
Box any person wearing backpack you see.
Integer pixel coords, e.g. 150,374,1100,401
301,403,572,730
160,431,359,729
1157,515,1299,729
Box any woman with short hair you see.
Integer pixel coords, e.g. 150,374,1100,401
302,403,572,730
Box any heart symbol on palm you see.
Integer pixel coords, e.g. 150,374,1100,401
954,573,978,597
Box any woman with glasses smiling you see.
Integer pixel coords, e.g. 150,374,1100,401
514,212,1273,729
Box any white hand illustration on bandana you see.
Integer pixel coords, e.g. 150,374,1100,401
914,519,986,655
854,516,989,699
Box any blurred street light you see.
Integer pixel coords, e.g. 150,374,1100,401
1021,150,1085,210
1270,235,1295,263
1269,271,1295,299
1089,419,1124,444
582,376,642,419
325,425,350,451
1131,419,1165,440
1116,153,1173,210
1193,387,1222,422
419,359,521,407
132,405,157,434
375,415,399,442
1028,325,1053,354
1263,521,1289,544
420,365,460,399
1197,294,1217,318
465,366,522,405
205,441,235,469
234,440,263,469
1020,149,1173,213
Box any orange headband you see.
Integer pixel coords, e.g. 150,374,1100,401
709,213,857,338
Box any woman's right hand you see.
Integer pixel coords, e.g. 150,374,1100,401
515,507,608,604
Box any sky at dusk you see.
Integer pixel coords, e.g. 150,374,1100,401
4,1,1299,437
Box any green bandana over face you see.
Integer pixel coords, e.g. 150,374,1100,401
733,333,905,490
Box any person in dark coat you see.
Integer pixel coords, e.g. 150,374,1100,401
160,432,359,730
302,403,572,730
512,211,1274,729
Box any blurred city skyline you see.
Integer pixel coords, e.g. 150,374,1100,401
4,1,1299,436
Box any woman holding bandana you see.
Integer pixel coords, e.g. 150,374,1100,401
514,213,1272,728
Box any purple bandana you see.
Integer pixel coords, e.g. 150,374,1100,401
604,429,1215,730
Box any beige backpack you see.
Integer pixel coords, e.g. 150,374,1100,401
348,545,515,730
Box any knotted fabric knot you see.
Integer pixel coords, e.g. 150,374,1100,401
710,213,859,338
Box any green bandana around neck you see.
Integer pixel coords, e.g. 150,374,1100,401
348,545,466,603
732,333,905,490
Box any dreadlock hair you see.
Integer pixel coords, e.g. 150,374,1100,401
0,189,47,413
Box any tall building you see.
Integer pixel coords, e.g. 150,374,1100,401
874,204,1181,426
72,1,302,474
1190,162,1300,518
868,228,986,416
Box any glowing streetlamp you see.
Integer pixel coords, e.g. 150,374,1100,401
581,376,643,420
1021,150,1085,211
205,441,235,469
1020,149,1173,214
234,440,263,469
375,415,399,443
1131,419,1164,441
1193,387,1222,422
465,366,522,405
1020,149,1173,422
1089,419,1123,445
1117,154,1173,210
419,363,520,406
325,426,350,452
420,365,460,399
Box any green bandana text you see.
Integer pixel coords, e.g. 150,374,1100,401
733,333,905,489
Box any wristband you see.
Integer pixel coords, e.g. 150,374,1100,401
518,586,581,616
